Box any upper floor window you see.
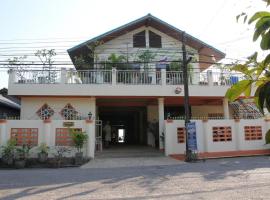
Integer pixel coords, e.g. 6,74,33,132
149,31,162,48
133,31,146,47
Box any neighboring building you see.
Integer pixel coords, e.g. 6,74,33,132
4,14,269,159
0,88,20,119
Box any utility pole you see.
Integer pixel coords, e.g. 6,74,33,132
182,32,192,162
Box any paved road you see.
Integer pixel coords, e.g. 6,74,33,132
0,156,270,200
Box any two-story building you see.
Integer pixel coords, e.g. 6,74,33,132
4,14,270,159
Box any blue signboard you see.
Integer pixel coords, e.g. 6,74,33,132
187,122,197,151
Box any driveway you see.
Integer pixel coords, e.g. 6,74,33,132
0,156,270,199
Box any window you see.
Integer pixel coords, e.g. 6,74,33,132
60,103,79,120
212,126,232,142
36,103,54,120
177,127,185,143
133,31,146,47
11,128,38,146
55,128,82,146
244,126,262,140
149,31,162,48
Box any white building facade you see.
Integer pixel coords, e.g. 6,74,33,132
3,14,269,159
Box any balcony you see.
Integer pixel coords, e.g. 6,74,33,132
8,68,245,97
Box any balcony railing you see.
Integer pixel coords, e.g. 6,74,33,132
66,70,112,84
117,70,161,85
13,70,61,84
10,68,245,86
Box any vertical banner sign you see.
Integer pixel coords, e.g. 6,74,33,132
187,122,197,151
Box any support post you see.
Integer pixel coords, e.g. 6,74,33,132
223,98,230,119
182,32,193,161
86,97,96,158
158,98,165,150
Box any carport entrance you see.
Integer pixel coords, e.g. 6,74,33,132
98,106,148,146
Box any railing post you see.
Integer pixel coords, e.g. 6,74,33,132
8,69,15,85
207,70,213,86
61,68,67,84
161,69,166,86
112,68,117,85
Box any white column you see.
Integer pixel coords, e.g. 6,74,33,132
158,98,165,150
0,120,8,146
161,69,166,86
60,68,67,84
8,69,15,86
112,68,117,85
202,120,208,152
234,119,241,151
207,70,213,86
43,119,52,146
223,98,230,119
86,97,96,158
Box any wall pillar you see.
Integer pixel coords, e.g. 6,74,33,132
0,120,8,146
223,98,230,119
234,119,241,151
43,119,52,146
158,98,165,150
202,119,208,152
86,97,96,158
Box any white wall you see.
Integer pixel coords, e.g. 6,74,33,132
0,119,95,158
21,97,96,120
165,119,270,156
191,105,223,118
95,26,199,65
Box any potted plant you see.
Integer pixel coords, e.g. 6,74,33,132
1,139,16,166
71,129,88,165
14,144,32,169
37,143,49,163
49,146,71,168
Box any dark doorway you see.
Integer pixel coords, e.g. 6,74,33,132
98,106,147,146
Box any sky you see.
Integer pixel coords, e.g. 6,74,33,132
0,0,269,88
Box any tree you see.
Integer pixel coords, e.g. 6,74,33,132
7,56,29,82
226,2,270,113
35,49,57,83
225,1,270,143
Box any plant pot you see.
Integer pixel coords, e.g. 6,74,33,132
2,156,13,166
38,152,48,163
14,160,26,169
75,152,83,165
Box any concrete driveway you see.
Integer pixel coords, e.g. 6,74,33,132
1,156,270,200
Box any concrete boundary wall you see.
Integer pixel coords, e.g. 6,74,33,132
165,119,270,158
0,119,95,158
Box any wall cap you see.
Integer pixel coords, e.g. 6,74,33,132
0,119,7,124
43,119,51,123
166,119,173,123
85,119,93,124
